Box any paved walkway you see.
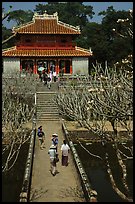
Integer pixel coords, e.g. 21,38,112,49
29,120,85,202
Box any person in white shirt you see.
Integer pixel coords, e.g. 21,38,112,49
61,140,70,166
48,145,57,176
53,70,57,82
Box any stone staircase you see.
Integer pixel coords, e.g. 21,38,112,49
36,82,60,121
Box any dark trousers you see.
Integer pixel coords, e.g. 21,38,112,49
62,155,68,166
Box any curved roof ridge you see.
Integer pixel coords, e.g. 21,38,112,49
75,46,92,54
12,21,34,33
2,46,16,52
58,20,80,32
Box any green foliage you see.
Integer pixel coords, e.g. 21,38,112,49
2,26,15,49
84,8,133,66
2,26,12,41
7,10,33,26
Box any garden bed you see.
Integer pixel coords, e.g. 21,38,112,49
64,120,133,143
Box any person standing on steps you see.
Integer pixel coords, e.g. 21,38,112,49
43,70,48,85
53,70,57,82
47,74,51,89
48,144,57,176
61,139,70,166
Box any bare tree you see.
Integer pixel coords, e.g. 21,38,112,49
55,11,133,201
55,62,133,201
2,73,40,172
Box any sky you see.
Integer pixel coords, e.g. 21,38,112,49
2,1,133,29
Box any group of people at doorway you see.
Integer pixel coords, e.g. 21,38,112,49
37,126,70,176
38,64,57,89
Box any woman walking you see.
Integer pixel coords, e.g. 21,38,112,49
61,140,70,166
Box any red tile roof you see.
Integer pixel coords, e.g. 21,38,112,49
2,46,92,57
12,12,81,35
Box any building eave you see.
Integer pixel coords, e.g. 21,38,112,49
2,46,92,57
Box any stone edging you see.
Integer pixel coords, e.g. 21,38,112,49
61,119,98,202
19,115,36,202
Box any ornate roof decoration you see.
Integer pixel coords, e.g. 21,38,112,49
2,46,92,57
12,12,81,34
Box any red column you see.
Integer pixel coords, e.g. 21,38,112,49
70,59,72,74
33,59,37,74
57,59,60,74
20,59,22,72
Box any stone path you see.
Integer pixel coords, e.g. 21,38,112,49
29,120,85,202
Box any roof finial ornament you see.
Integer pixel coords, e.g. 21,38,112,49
43,10,48,17
89,47,93,54
54,12,58,17
34,12,38,16
53,12,58,21
76,25,80,31
33,12,38,20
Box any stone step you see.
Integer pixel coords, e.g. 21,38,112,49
37,93,56,96
36,93,57,95
37,107,57,110
37,105,57,108
37,100,57,102
36,90,59,120
37,97,56,99
37,106,58,109
37,112,59,115
37,97,56,100
37,109,58,112
37,101,57,104
37,114,59,117
37,107,58,110
37,116,59,120
36,100,57,103
36,91,57,94
37,118,60,121
37,112,59,116
37,110,58,113
37,89,58,92
37,98,56,101
37,101,56,103
37,98,57,101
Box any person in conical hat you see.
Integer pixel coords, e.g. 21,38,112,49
52,133,58,152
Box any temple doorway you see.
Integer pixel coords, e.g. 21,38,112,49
22,60,34,74
59,60,70,75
